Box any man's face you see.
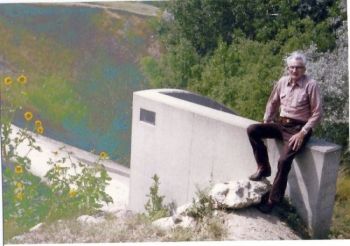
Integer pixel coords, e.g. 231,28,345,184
288,58,306,82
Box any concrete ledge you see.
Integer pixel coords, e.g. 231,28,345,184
129,89,341,238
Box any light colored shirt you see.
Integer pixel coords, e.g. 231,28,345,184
263,75,323,133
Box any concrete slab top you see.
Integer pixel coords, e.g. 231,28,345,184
134,89,342,155
134,89,257,128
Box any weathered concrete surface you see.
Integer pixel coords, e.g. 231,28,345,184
129,88,342,238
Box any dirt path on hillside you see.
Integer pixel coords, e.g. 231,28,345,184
37,2,160,17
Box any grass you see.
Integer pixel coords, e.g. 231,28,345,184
7,211,227,243
5,176,227,243
330,171,350,239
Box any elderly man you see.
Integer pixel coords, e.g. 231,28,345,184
247,51,322,213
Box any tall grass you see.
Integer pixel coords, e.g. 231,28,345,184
331,171,350,239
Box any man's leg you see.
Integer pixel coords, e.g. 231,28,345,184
269,130,312,204
247,123,283,180
258,129,312,213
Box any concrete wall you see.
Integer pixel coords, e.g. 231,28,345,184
129,89,341,238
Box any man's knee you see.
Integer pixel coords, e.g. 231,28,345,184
277,156,294,174
247,124,261,137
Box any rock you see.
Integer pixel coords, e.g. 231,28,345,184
209,179,271,209
11,235,26,242
112,209,134,220
77,215,106,224
177,216,196,228
153,179,272,232
175,202,192,216
153,215,196,231
152,217,175,230
29,223,44,232
172,202,196,225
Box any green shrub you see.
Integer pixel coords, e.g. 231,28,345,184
2,161,52,240
186,187,215,220
144,174,170,221
1,75,113,239
331,172,350,239
44,150,113,221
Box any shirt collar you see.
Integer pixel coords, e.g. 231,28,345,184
287,75,305,87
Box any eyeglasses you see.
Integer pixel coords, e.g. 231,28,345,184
288,66,305,70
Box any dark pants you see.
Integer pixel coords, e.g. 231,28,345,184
247,120,312,204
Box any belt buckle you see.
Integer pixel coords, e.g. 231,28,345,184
280,117,290,124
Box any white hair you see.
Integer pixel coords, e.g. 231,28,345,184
285,51,307,67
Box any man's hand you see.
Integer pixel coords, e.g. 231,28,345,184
288,131,305,151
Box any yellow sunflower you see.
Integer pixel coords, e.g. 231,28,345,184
17,75,27,84
15,165,24,174
36,126,44,134
99,151,108,159
3,76,12,86
35,120,42,128
16,182,24,189
24,111,33,121
69,189,77,198
16,192,24,201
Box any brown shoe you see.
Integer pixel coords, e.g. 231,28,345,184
248,167,271,181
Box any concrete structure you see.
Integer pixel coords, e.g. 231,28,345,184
129,88,342,238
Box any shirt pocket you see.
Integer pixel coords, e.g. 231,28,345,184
280,92,287,104
297,92,309,106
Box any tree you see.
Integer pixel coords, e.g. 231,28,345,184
304,23,348,146
141,38,200,89
162,0,341,55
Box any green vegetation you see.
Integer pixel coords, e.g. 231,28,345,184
187,187,215,220
331,152,350,238
7,176,227,243
141,0,348,238
144,174,171,221
7,210,227,243
142,0,347,137
0,4,159,163
1,75,113,241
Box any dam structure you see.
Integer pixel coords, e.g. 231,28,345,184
129,88,341,238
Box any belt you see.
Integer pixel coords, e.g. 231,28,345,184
279,117,306,125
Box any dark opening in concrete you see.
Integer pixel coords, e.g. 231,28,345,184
162,91,237,115
140,108,156,125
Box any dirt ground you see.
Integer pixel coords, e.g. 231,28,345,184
219,208,300,240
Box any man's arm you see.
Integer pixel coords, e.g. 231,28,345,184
289,81,323,151
263,80,281,123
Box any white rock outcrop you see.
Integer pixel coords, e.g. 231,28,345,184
209,179,271,209
77,215,106,224
153,179,271,230
152,215,196,231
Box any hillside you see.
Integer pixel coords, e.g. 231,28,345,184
0,2,161,165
